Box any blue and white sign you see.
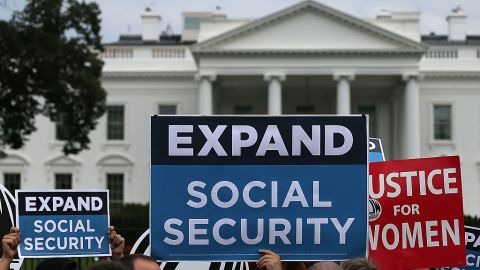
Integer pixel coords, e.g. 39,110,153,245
150,116,369,261
368,138,385,162
440,226,480,270
16,190,111,258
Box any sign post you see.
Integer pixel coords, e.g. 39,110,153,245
150,115,369,261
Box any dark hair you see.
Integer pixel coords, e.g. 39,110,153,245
35,258,77,270
120,254,158,270
340,258,377,270
87,261,129,270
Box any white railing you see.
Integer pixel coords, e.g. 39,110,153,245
101,47,187,59
152,47,186,58
101,48,133,59
425,49,458,59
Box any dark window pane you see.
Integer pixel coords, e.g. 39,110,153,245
107,174,124,210
107,105,125,140
434,105,452,140
56,114,68,141
3,173,21,194
234,105,253,115
159,105,177,115
358,105,376,137
55,173,72,189
296,105,315,114
185,17,200,30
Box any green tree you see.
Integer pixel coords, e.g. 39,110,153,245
0,0,106,155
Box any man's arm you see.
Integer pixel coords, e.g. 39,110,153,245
0,227,20,270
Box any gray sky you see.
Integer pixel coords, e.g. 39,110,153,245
1,0,480,42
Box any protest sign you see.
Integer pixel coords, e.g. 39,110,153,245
439,226,480,270
368,138,385,162
150,115,369,261
368,156,466,270
16,190,111,258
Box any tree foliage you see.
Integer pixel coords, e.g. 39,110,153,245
0,0,106,155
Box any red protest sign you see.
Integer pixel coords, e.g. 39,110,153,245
368,156,466,270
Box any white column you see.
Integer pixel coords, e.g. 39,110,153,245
195,74,216,115
264,73,285,115
334,74,355,114
402,74,421,158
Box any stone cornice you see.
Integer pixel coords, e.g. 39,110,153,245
421,71,480,79
193,49,425,57
102,71,196,79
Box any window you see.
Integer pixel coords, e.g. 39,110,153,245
107,174,124,210
55,173,72,189
433,104,452,140
185,17,201,30
234,105,253,115
158,105,177,115
107,105,125,140
296,105,315,114
55,114,68,141
358,105,376,137
3,173,20,194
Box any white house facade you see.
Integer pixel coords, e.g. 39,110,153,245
2,1,480,216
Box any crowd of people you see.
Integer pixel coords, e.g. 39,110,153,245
1,226,379,270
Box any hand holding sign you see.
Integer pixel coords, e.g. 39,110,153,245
257,250,282,270
108,226,125,260
1,227,19,260
0,227,19,270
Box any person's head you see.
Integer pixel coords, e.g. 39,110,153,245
87,261,129,270
121,254,161,270
35,258,77,270
340,258,377,270
308,261,343,270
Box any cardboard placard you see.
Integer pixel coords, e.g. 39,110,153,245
150,115,369,261
368,156,466,269
16,190,111,258
368,138,385,162
440,226,480,270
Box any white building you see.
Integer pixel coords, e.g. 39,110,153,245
1,1,479,216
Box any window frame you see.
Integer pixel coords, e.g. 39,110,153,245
2,173,21,194
429,102,455,145
54,173,73,189
106,173,124,210
106,104,126,141
158,104,178,115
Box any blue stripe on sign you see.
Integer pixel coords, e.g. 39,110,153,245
19,214,109,256
151,164,367,261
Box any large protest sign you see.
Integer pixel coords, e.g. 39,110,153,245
150,115,369,261
368,138,385,162
439,226,480,270
368,156,466,270
16,190,111,258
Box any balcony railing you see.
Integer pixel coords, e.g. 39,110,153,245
101,48,133,59
101,47,188,59
425,49,458,59
152,47,186,58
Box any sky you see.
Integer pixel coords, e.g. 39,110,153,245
1,0,480,42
